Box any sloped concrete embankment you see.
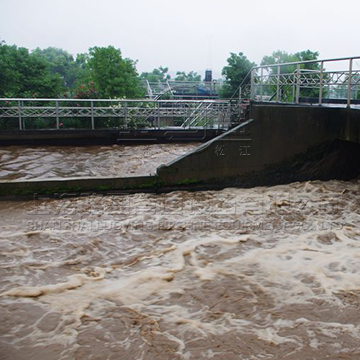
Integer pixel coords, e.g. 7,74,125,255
157,105,360,187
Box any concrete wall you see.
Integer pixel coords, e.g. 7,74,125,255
0,175,158,197
0,105,359,197
337,107,360,144
0,128,223,146
157,105,360,186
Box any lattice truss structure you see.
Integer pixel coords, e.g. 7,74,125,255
252,70,360,89
0,99,232,129
141,80,223,100
247,56,360,103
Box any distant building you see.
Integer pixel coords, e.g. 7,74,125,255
204,69,212,82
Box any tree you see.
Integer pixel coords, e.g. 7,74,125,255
261,50,321,100
175,71,201,82
32,47,79,89
261,50,298,74
82,46,142,98
261,50,320,73
0,44,64,98
140,66,170,82
221,52,256,98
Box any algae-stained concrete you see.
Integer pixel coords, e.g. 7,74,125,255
0,175,161,197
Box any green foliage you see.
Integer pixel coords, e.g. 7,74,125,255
0,39,327,107
140,66,170,82
261,50,321,100
261,50,320,73
221,52,256,98
0,42,144,100
32,47,79,89
75,46,141,98
175,71,201,82
86,46,141,98
0,43,64,98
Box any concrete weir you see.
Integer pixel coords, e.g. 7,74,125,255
158,104,360,187
0,128,223,146
1,104,360,198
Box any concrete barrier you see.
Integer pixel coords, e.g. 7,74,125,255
0,104,359,198
157,104,360,186
0,175,161,197
0,128,224,146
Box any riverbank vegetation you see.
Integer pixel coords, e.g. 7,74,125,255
0,39,330,100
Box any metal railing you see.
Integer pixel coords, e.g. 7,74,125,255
2,57,358,133
244,56,360,107
141,80,223,99
0,98,232,131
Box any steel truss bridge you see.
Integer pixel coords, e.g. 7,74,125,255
0,56,359,132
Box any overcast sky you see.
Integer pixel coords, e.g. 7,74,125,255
0,0,359,78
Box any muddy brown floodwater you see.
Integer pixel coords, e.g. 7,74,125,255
0,143,200,180
0,145,360,360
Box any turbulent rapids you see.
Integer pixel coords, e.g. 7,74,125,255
0,145,360,360
0,144,200,180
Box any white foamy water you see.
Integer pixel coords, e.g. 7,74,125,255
0,179,360,359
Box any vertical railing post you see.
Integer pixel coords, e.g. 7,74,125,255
91,101,95,129
347,58,353,108
260,67,263,101
55,100,59,129
205,103,208,130
18,100,22,130
146,80,153,99
238,84,242,120
228,102,231,128
292,82,295,103
319,61,324,105
238,86,242,118
124,101,127,128
276,65,280,102
157,101,160,129
296,64,301,104
22,100,25,129
250,69,255,101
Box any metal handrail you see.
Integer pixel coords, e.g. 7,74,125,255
249,56,360,107
229,69,253,101
0,98,232,131
0,98,230,103
252,56,360,70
